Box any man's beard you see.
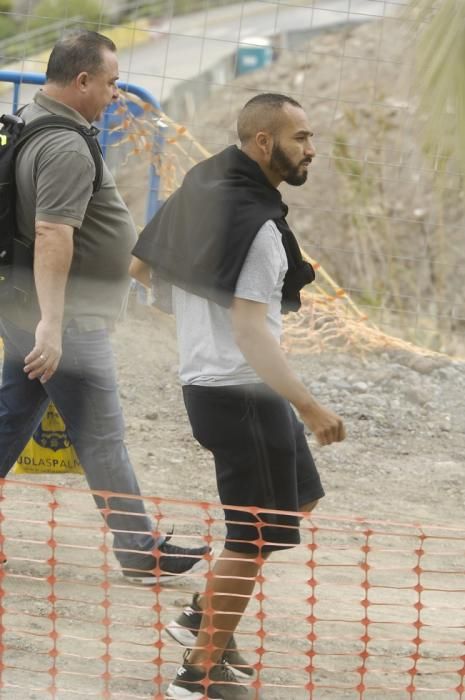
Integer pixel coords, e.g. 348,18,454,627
270,143,310,186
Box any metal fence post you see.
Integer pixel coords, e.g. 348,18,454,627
0,70,164,224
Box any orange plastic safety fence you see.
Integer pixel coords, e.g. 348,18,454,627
0,478,463,699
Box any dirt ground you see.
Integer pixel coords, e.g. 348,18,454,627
1,307,464,699
2,14,465,699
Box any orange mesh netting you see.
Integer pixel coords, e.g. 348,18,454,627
0,479,464,698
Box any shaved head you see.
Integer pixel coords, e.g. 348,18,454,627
237,93,315,188
237,93,303,144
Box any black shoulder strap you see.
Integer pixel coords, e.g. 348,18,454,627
15,115,103,193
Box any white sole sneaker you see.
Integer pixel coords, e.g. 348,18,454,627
165,685,204,699
165,621,253,681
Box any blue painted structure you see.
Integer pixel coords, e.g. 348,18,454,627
0,70,164,222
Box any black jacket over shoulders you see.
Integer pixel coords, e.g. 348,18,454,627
132,145,315,313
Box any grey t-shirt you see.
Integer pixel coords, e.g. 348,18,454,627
2,90,137,332
172,219,288,386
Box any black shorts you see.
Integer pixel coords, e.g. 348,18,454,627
182,383,325,554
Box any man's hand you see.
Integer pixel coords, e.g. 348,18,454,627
232,298,347,446
299,402,346,446
24,319,62,383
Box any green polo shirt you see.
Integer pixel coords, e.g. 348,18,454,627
2,90,137,332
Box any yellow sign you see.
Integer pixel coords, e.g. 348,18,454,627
13,402,84,474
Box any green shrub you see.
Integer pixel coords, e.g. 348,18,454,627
0,15,15,40
29,0,106,28
0,0,15,40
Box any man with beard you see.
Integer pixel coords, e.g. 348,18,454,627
130,93,346,698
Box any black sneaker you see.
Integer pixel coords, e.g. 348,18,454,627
122,541,210,585
165,658,250,699
165,593,255,680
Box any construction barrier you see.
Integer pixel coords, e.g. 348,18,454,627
0,479,463,699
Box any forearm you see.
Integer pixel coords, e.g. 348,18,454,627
236,325,317,412
34,221,74,326
236,323,345,445
129,256,151,287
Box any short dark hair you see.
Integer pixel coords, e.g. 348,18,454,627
46,30,116,85
237,93,303,143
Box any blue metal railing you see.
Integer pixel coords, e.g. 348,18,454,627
0,70,164,222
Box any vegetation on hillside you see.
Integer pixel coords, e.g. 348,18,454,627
408,0,465,177
0,0,252,49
